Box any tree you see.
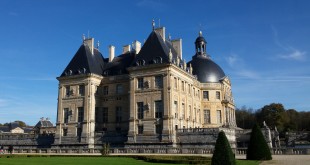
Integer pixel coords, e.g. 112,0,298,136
236,106,256,129
247,123,272,160
256,103,288,132
14,120,27,127
211,131,236,165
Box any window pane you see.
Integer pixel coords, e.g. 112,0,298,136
203,91,209,99
138,78,143,89
79,85,84,96
64,108,69,123
217,110,222,124
78,107,84,122
116,84,123,94
137,102,144,119
155,100,163,118
155,76,163,88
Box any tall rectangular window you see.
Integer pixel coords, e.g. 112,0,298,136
155,76,163,88
103,86,109,95
156,124,162,134
77,107,84,123
63,108,69,123
103,107,108,123
137,102,144,119
174,77,177,89
204,109,210,124
138,78,143,89
116,84,123,94
95,107,99,123
155,100,163,118
216,91,221,99
65,86,70,97
188,105,191,120
174,101,178,119
217,110,222,124
138,125,143,134
188,84,191,94
181,81,185,91
181,103,185,119
203,91,209,99
116,107,122,122
63,128,68,136
79,85,85,96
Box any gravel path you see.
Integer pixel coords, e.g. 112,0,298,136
259,155,310,165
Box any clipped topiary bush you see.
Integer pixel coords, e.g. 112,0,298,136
246,123,272,160
211,131,236,165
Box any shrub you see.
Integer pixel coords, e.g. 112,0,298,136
246,123,272,160
211,131,236,165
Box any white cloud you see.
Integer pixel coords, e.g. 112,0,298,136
278,49,307,61
225,54,260,79
226,55,239,67
271,25,307,62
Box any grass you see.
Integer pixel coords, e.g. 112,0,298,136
0,155,260,165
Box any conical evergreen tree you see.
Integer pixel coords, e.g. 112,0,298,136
246,123,272,160
211,131,236,165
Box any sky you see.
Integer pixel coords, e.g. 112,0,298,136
0,0,309,125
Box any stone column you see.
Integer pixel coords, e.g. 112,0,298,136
127,77,136,143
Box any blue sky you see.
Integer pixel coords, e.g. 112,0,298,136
0,0,309,125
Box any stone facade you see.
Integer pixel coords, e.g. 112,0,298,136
54,24,237,149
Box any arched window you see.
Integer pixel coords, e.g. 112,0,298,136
153,56,162,64
136,59,145,66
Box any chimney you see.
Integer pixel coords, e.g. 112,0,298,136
109,45,115,62
171,39,182,59
122,45,131,54
84,38,94,55
133,40,141,54
155,27,165,42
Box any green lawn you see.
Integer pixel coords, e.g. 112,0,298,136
0,156,260,165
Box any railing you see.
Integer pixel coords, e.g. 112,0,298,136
1,147,309,155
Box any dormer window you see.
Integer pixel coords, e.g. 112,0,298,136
103,70,109,76
136,60,145,66
153,56,162,64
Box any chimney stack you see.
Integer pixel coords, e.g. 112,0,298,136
109,45,115,62
122,45,131,54
133,40,141,54
84,38,94,55
155,27,165,42
171,39,182,59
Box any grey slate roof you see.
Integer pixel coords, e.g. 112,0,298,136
131,31,178,66
34,120,53,128
0,126,10,132
103,52,136,76
188,55,226,83
60,44,105,77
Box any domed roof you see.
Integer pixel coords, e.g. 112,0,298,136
195,31,207,43
195,36,206,43
188,55,226,83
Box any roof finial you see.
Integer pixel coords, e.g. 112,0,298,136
169,49,172,62
199,30,202,37
158,18,161,27
82,34,86,41
97,40,100,49
152,19,155,31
